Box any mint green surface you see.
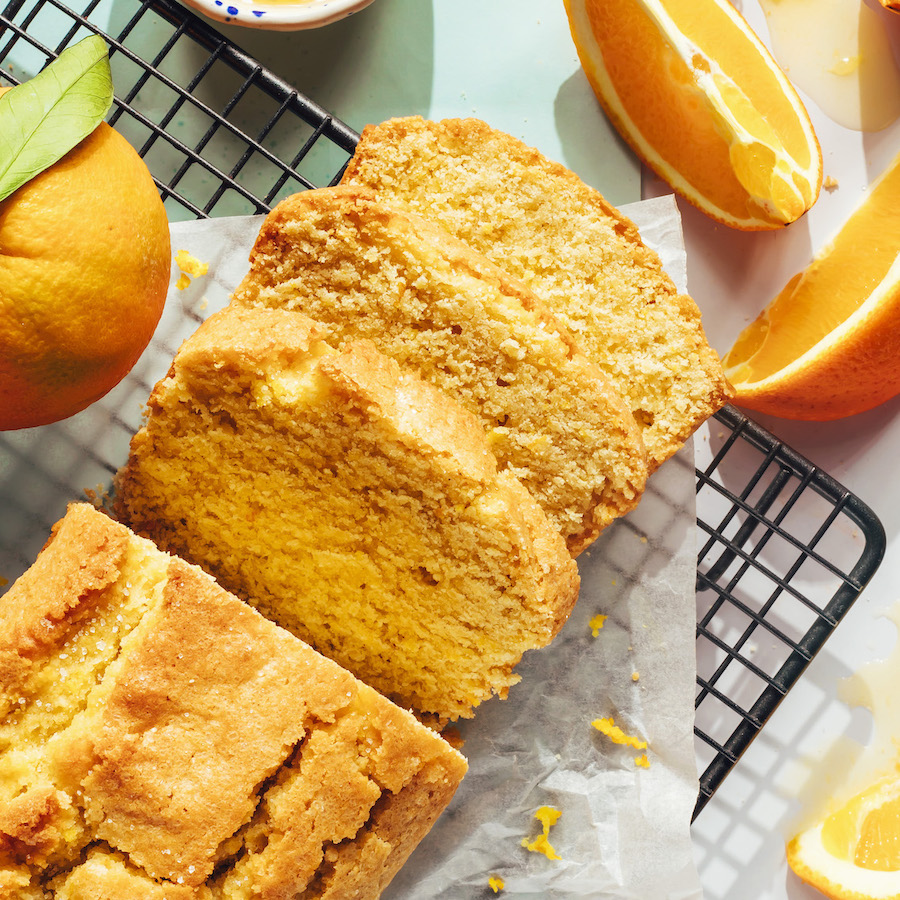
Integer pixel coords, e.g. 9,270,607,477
214,0,641,205
0,0,640,210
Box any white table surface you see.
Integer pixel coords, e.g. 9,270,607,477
177,1,900,897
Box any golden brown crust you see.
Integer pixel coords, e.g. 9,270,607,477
166,300,330,386
0,504,467,897
0,787,70,867
244,185,584,351
219,682,468,897
0,504,127,714
166,305,504,485
313,762,463,899
50,849,196,900
342,115,734,470
75,556,345,886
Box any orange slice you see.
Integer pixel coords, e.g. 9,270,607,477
563,0,822,230
787,770,900,899
723,151,900,421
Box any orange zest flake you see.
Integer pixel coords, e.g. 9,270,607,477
174,248,209,290
592,716,648,750
521,806,562,861
589,613,607,637
488,874,505,893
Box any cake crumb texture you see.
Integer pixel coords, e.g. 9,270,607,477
341,115,733,470
0,503,467,898
115,305,579,724
231,186,648,554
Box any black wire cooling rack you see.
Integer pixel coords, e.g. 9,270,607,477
0,0,886,819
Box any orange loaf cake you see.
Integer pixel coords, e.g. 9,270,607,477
0,503,467,899
341,115,733,471
231,185,648,555
115,304,579,723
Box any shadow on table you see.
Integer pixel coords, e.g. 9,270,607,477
206,0,435,133
692,616,893,900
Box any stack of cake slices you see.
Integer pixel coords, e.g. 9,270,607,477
114,115,732,728
0,117,732,898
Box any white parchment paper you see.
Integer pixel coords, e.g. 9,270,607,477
157,195,702,900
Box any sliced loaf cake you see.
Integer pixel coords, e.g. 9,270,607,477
115,305,579,723
341,116,733,471
231,186,648,554
0,503,467,898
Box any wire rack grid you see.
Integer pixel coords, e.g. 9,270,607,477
0,0,886,819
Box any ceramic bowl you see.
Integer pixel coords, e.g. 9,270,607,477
182,0,376,31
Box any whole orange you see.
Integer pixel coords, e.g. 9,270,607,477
0,94,170,430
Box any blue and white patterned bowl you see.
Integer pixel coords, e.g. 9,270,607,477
181,0,376,30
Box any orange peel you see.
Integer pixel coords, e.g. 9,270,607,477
564,0,822,230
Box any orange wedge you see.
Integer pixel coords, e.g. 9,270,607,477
563,0,822,230
787,770,900,899
723,151,900,421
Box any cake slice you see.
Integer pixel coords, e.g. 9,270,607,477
0,503,467,899
340,115,734,471
231,186,648,555
115,304,579,723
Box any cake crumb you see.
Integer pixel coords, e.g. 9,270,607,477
631,671,640,682
83,483,112,510
589,613,607,637
823,175,839,191
592,716,648,750
488,874,505,893
634,753,650,768
521,806,562,861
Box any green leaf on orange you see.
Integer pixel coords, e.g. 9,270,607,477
0,34,113,203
